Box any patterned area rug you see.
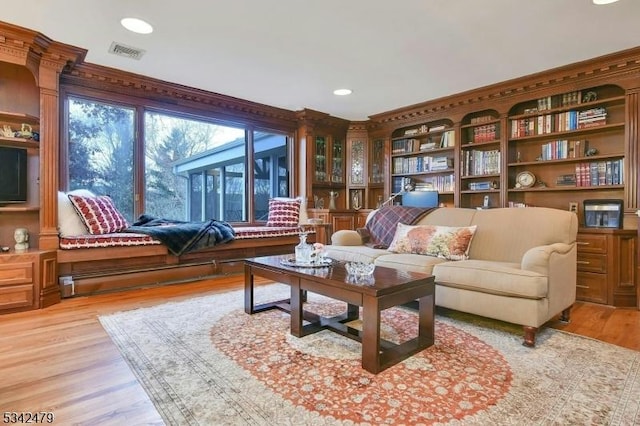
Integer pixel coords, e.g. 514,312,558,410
99,284,640,425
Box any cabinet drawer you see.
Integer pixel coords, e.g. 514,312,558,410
0,261,34,286
576,271,608,304
576,234,607,254
0,284,34,309
576,253,607,273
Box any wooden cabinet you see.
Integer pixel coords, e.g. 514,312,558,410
0,250,58,314
576,228,636,307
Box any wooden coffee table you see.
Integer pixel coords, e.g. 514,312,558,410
244,254,435,374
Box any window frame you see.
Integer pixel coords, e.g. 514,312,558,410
60,85,296,224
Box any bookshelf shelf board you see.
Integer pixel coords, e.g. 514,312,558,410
0,111,39,124
460,139,501,148
391,146,454,157
508,123,625,142
508,153,625,167
509,96,625,120
392,169,455,177
460,173,501,180
461,189,501,194
0,206,40,213
508,185,624,193
0,136,38,148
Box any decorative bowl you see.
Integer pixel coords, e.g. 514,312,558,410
345,261,375,277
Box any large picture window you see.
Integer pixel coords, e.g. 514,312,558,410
65,95,292,224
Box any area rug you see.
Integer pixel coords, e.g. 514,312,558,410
99,284,640,425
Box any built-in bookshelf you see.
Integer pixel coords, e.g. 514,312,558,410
390,121,455,204
507,84,626,214
459,110,502,209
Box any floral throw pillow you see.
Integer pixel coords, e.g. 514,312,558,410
68,194,129,235
266,198,301,227
387,223,477,260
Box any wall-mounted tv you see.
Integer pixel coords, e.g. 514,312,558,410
0,146,27,204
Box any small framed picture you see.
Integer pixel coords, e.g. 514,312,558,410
583,199,623,229
568,202,578,214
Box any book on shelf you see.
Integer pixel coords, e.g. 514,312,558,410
440,130,455,148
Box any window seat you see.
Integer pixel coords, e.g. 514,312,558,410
57,226,314,297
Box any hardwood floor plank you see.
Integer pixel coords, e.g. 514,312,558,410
0,274,637,425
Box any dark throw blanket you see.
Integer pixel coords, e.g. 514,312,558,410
362,206,437,249
126,214,236,256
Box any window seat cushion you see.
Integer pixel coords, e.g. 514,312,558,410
60,232,161,249
59,226,311,249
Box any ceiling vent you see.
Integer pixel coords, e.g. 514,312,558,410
108,42,146,60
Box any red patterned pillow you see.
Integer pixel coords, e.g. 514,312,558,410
266,198,301,227
68,194,129,235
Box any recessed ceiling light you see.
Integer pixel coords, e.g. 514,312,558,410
333,89,352,96
121,17,153,34
593,0,619,4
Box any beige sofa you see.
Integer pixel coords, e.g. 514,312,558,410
327,207,578,347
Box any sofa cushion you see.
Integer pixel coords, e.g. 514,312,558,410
68,193,129,235
266,198,301,227
387,223,477,260
374,253,448,275
325,245,387,264
434,260,548,299
365,205,433,248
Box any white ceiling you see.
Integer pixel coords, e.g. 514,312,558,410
3,0,640,121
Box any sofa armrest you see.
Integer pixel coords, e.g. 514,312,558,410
331,230,363,246
521,243,574,275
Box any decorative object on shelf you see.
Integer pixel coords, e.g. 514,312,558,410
294,232,313,264
515,171,536,189
402,177,415,191
568,202,578,214
313,194,324,209
16,124,32,139
328,191,338,210
1,246,9,253
585,148,599,156
14,227,29,252
582,91,598,103
352,191,362,210
31,132,39,142
1,125,13,137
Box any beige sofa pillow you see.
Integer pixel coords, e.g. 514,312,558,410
57,189,95,236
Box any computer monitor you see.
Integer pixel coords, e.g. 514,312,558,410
400,191,439,208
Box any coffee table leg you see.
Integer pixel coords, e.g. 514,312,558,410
361,295,381,374
290,279,303,337
244,264,254,314
418,293,435,345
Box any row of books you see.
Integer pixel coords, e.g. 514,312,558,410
469,124,498,143
392,155,454,174
461,149,501,177
536,90,583,111
403,124,446,136
510,108,607,138
540,139,589,161
469,115,495,124
392,130,456,154
413,176,455,193
574,160,624,187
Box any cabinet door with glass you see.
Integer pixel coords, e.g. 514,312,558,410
313,136,344,185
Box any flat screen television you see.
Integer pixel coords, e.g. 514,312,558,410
0,146,27,204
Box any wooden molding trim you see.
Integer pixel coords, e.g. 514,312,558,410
62,62,299,129
369,46,640,126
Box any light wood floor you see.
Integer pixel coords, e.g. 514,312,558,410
1,276,638,426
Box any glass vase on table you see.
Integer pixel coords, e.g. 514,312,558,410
294,231,313,265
